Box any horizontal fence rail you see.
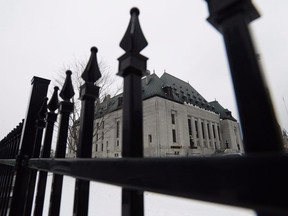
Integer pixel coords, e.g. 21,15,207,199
0,1,287,216
26,155,287,213
1,154,287,214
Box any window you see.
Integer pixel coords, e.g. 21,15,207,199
207,123,211,139
212,125,216,138
172,129,177,143
171,113,175,124
188,119,192,136
148,134,152,143
195,120,199,138
201,122,205,139
217,125,221,140
188,119,192,139
225,141,229,148
188,119,195,148
101,143,104,151
116,140,120,146
116,120,120,138
96,144,98,152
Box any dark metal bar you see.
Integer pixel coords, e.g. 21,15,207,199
0,137,12,215
24,98,48,216
1,123,22,216
205,0,283,153
205,2,284,215
10,77,50,216
28,155,288,214
48,71,74,216
117,7,148,216
72,47,101,216
33,87,59,216
0,136,10,209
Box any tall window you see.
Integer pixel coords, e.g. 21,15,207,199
188,118,195,148
148,134,152,143
212,125,216,138
195,120,199,138
171,113,175,124
201,122,205,139
207,123,211,139
172,129,177,143
188,119,192,137
116,120,120,138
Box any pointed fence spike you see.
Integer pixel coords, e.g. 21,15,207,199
60,70,75,101
120,7,148,53
117,7,149,77
81,47,102,83
38,97,48,120
48,86,59,113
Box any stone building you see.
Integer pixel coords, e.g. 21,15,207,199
79,72,244,158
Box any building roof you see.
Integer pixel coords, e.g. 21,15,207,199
159,72,212,110
209,100,237,121
95,72,236,121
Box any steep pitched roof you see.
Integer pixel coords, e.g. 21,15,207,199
141,73,166,99
95,72,236,121
209,100,237,121
159,72,214,111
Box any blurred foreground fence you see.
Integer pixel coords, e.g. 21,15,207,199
0,1,287,216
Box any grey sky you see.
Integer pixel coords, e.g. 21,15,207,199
0,0,288,140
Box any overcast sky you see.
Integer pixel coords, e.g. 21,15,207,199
1,0,288,140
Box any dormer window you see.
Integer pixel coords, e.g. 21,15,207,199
163,86,173,98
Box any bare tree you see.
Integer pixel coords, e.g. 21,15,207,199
53,58,122,156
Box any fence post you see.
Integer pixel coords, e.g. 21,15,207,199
205,0,283,153
117,7,148,216
33,86,59,216
23,98,48,216
9,77,50,216
72,47,101,216
48,71,74,216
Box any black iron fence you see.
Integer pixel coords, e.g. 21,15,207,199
0,1,287,216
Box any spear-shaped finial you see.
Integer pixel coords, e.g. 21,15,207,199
60,70,75,101
120,7,148,53
81,47,102,83
117,7,149,77
48,86,59,112
38,97,48,120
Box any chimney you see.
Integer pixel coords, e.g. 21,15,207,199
145,70,151,85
